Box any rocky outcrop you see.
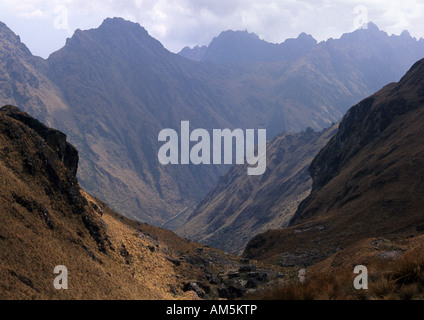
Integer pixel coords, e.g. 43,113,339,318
0,105,84,216
0,105,79,176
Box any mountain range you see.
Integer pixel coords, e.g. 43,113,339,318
1,18,424,233
2,15,424,300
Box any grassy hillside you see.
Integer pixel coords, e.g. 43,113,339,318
0,106,283,300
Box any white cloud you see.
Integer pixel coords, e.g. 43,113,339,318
19,9,46,19
0,0,423,58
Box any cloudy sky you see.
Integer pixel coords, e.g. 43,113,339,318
1,0,423,58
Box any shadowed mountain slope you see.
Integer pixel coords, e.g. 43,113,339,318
179,124,338,255
244,58,424,266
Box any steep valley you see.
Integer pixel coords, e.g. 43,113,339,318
179,124,338,255
2,17,424,300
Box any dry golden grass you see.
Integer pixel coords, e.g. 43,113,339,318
247,244,424,300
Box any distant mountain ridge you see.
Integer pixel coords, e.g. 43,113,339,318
179,22,424,66
179,30,317,64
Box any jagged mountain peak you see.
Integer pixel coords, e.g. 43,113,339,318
3,17,424,232
358,21,380,31
98,17,149,36
214,29,261,41
179,45,207,62
340,21,386,42
58,17,166,59
296,32,316,41
400,29,412,38
195,28,317,64
281,32,317,48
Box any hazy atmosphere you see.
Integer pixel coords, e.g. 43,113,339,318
1,0,424,57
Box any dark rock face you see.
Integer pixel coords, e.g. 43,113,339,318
182,281,209,299
0,105,86,216
227,272,240,279
165,256,181,266
308,98,377,192
246,271,269,282
245,272,269,289
0,105,79,176
82,214,107,253
226,280,246,298
217,280,246,299
13,193,54,229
